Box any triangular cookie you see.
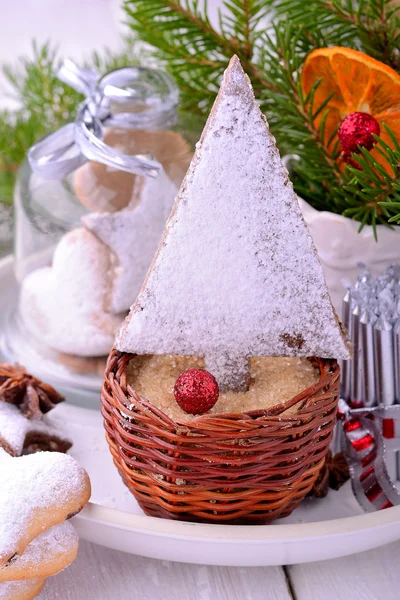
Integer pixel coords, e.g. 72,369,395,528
116,56,351,391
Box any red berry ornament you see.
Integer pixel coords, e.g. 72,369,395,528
338,112,380,162
174,369,219,415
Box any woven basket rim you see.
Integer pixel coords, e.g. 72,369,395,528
102,350,340,523
108,352,338,427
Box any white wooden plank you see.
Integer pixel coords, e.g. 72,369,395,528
38,541,293,600
289,541,400,600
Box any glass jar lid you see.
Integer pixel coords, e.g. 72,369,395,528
99,66,179,128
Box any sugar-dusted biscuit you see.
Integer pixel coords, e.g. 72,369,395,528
115,56,351,390
0,450,90,567
0,402,71,457
0,522,78,582
83,167,179,314
0,578,45,600
19,228,124,357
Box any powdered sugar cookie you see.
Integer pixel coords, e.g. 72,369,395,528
0,522,78,582
116,56,351,390
83,167,179,314
0,578,45,600
74,128,191,213
0,450,90,567
19,227,125,357
0,402,71,457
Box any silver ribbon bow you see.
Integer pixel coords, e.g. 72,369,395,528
28,60,179,180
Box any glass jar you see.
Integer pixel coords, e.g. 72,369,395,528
2,66,200,407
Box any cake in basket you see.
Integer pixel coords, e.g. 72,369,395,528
101,55,351,524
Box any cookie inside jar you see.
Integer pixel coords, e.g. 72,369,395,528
74,128,192,214
9,66,197,395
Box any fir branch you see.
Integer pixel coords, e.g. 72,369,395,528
339,127,400,233
267,0,400,70
124,1,400,232
0,111,45,204
124,0,274,115
220,1,269,60
257,23,343,206
3,41,83,131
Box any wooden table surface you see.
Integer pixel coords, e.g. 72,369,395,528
38,538,400,599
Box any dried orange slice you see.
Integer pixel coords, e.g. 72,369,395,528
300,47,400,170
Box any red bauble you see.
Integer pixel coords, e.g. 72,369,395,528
174,369,219,415
338,112,380,161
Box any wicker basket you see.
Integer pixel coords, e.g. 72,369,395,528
101,350,340,524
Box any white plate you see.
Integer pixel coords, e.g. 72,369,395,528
2,254,400,566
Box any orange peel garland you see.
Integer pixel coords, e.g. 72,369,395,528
300,47,400,171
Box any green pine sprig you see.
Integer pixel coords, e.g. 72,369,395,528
124,0,274,116
267,0,400,70
124,0,400,235
336,127,400,236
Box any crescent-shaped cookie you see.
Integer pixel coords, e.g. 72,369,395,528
0,578,45,600
0,450,90,567
0,522,78,582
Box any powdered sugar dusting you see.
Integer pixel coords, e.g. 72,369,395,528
116,56,351,365
84,168,179,314
22,521,78,562
0,403,71,457
19,228,124,357
0,578,45,600
0,522,78,575
0,451,89,563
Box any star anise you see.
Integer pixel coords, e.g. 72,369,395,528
310,450,350,498
0,363,65,419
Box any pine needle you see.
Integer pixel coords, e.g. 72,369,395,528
123,0,400,234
